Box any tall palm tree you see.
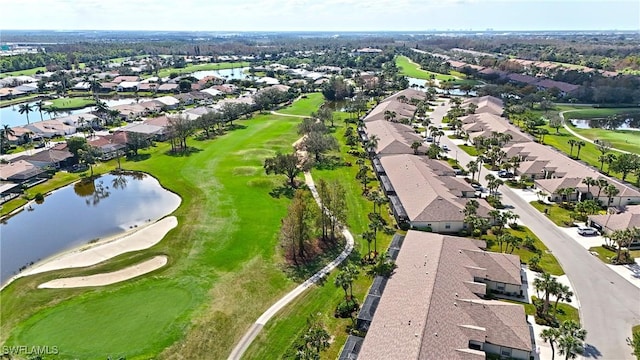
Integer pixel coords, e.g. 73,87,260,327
18,103,34,125
1,124,16,154
362,231,375,260
365,134,379,154
533,272,559,315
567,139,577,158
541,328,561,360
604,153,617,175
581,177,596,200
575,140,586,159
35,100,46,121
334,271,349,302
553,284,573,316
603,184,620,207
557,320,587,360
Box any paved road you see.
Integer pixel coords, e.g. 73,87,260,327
560,110,632,155
438,131,640,359
227,172,355,360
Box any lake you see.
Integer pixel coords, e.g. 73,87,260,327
0,172,181,285
0,97,152,128
572,114,640,130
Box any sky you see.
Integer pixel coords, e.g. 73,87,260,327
2,0,638,32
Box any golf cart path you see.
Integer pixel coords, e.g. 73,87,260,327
227,171,355,360
560,110,632,154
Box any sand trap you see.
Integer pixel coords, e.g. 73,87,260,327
5,216,177,286
38,255,168,289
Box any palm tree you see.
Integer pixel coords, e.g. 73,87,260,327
362,231,375,260
344,263,360,299
610,228,638,264
18,103,34,125
567,139,577,158
533,272,559,315
557,320,587,360
1,124,16,154
598,154,608,171
541,328,561,360
553,284,573,316
575,140,586,159
334,271,350,302
411,141,421,155
467,160,479,182
603,184,620,207
35,100,46,121
604,153,617,175
383,110,396,122
581,177,596,200
596,178,609,198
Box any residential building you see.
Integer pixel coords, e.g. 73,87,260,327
380,154,491,232
357,231,531,360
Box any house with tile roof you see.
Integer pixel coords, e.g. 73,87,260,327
356,231,531,360
380,154,491,232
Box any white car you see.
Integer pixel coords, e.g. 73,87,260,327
577,227,598,236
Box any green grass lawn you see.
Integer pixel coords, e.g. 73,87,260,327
561,107,640,119
502,299,580,324
0,66,47,79
2,100,321,359
156,61,250,78
529,201,575,227
588,246,640,264
244,112,395,359
568,125,640,154
276,93,325,116
45,97,96,110
483,226,564,276
396,55,457,81
458,144,478,156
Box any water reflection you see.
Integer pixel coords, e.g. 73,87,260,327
0,172,180,284
572,113,640,130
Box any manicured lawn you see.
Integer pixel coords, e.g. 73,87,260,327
2,105,314,359
483,226,565,276
458,144,478,156
569,125,640,154
561,107,640,119
244,113,395,359
501,299,580,324
276,93,325,116
529,201,575,227
396,55,457,81
588,246,640,264
156,61,250,78
0,66,47,79
45,97,96,110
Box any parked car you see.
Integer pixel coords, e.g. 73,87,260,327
34,142,46,149
497,170,514,178
577,227,598,236
425,137,434,142
441,144,450,151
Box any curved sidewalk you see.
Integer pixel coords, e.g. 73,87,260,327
227,172,355,360
560,110,631,154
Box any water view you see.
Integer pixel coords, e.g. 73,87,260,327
571,114,640,130
0,172,181,284
407,77,477,97
0,97,153,128
192,67,250,81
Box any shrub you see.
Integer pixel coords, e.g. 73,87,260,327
34,193,45,203
458,229,469,237
335,299,359,318
472,229,483,238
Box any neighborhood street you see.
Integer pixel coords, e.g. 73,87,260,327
438,131,640,360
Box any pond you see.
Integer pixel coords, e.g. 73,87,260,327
571,114,640,130
0,97,153,128
0,172,181,285
192,67,250,81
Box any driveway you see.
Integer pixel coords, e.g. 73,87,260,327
440,134,640,359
